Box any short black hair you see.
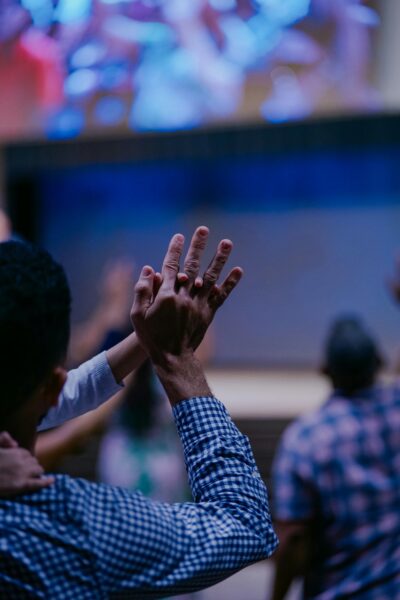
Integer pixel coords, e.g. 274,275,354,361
0,241,71,419
323,315,383,395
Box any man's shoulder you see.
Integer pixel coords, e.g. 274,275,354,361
281,401,343,454
0,475,119,522
38,473,96,499
280,386,397,457
34,474,133,503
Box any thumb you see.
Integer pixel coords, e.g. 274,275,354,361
132,266,155,320
0,432,18,449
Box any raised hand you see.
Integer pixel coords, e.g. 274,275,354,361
131,226,242,365
180,226,243,349
0,432,54,497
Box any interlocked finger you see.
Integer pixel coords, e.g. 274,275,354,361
132,266,155,320
181,226,209,288
200,239,233,293
209,267,243,309
161,234,185,290
152,272,163,298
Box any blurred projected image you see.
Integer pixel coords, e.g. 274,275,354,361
0,0,380,139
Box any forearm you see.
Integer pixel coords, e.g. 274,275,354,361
155,354,275,538
106,332,147,384
38,352,123,431
93,393,278,597
35,421,83,471
270,525,312,600
153,352,211,406
171,389,278,555
38,335,146,432
36,395,121,470
271,559,296,600
155,351,277,555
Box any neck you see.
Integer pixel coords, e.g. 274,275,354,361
2,411,38,453
1,378,61,453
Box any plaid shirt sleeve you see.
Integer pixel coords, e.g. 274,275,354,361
272,421,317,521
77,396,278,597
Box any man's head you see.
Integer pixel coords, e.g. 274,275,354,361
0,241,71,432
322,315,383,395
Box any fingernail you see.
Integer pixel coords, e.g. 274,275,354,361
198,227,209,237
222,240,232,250
175,234,184,243
142,266,152,276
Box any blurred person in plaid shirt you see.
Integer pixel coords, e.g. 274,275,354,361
270,309,400,600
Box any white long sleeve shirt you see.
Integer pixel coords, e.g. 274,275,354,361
37,352,123,432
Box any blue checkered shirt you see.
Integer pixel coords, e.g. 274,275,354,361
0,397,277,598
273,384,400,599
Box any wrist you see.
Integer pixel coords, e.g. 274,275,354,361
106,332,148,383
153,352,212,406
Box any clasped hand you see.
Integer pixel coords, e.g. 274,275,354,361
131,226,243,366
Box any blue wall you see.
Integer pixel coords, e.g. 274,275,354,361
38,147,400,366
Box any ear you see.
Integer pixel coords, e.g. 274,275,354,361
44,367,68,408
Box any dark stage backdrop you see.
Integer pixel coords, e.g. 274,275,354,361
6,118,400,367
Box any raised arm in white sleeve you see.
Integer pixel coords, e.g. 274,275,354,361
37,352,123,432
